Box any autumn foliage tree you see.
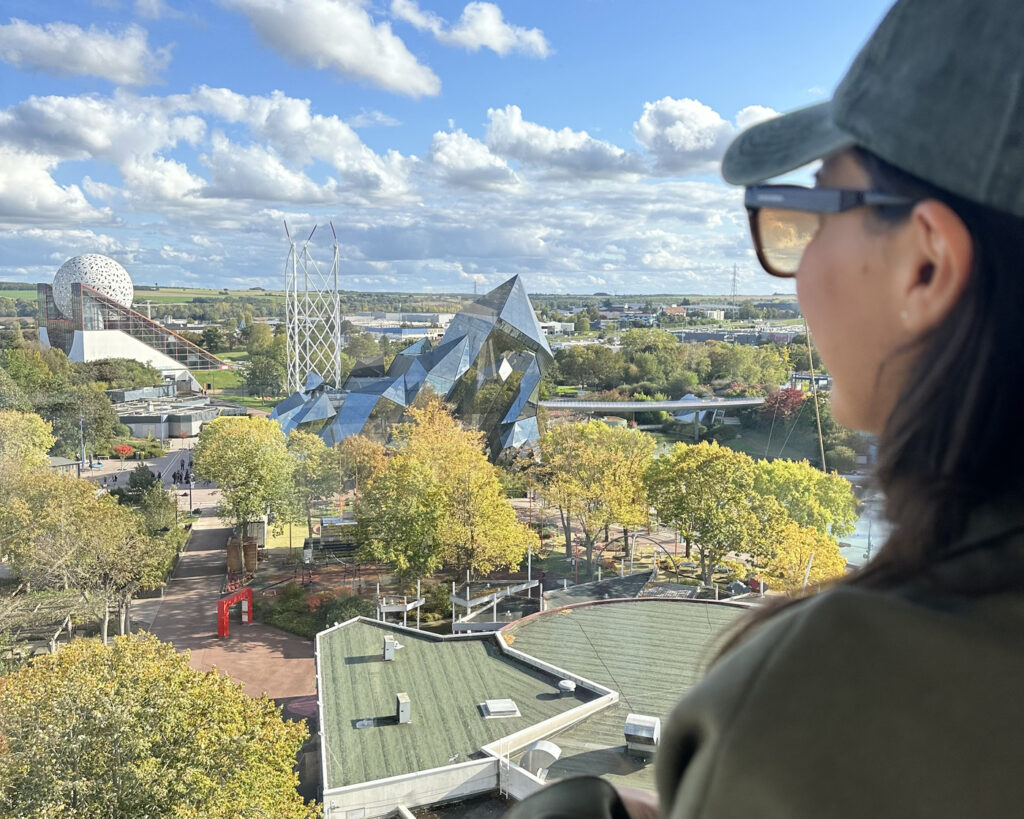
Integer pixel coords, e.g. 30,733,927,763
355,399,537,578
537,422,655,574
0,633,317,819
193,416,295,531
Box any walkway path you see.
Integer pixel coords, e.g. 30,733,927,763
146,504,316,700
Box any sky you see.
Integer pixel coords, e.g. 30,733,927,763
0,0,895,295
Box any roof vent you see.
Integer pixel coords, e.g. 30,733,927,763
383,634,403,661
396,692,411,724
557,679,576,696
520,740,561,781
624,713,661,755
480,698,521,718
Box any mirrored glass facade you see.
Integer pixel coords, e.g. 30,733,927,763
271,275,553,458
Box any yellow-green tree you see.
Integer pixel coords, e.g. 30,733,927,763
761,521,848,592
356,399,536,577
193,416,295,531
0,409,54,471
647,441,759,585
753,457,859,539
538,422,655,574
288,430,341,536
0,633,317,819
3,471,176,641
336,434,387,498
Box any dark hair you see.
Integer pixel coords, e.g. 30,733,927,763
718,147,1024,657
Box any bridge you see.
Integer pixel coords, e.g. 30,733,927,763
539,397,765,413
539,396,764,442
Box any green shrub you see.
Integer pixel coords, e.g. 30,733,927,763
825,445,858,473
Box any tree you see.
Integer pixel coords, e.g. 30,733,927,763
0,633,316,819
137,483,178,535
288,429,341,535
113,443,134,470
70,359,162,389
0,410,54,471
246,322,274,355
753,458,859,539
0,368,31,411
574,314,590,333
344,332,381,361
538,422,655,573
43,383,123,458
201,325,224,353
355,399,535,577
193,416,295,531
244,354,286,398
336,434,387,497
647,441,759,585
127,463,158,496
760,521,848,592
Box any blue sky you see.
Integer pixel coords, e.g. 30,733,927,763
0,0,893,294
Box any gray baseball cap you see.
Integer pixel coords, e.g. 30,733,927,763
722,0,1024,217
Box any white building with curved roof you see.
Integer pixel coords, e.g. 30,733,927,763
37,254,224,383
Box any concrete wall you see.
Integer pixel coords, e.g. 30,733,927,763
322,758,497,819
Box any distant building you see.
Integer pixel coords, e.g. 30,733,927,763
538,321,575,336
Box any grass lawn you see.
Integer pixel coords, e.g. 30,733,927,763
218,392,281,410
722,424,822,463
0,288,38,300
218,350,249,361
200,369,244,390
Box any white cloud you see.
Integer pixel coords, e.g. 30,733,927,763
222,0,440,97
735,104,778,131
134,0,184,19
633,98,781,175
201,132,338,202
428,128,518,190
184,86,416,196
347,109,401,128
0,92,205,163
0,19,170,85
0,148,111,223
120,155,205,201
393,0,549,57
486,105,642,177
633,96,735,174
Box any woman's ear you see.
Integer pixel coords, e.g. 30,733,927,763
899,200,973,334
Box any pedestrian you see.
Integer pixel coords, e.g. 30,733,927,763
511,2,1024,818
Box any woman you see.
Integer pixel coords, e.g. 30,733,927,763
509,0,1024,816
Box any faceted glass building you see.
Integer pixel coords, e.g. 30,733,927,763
271,275,552,458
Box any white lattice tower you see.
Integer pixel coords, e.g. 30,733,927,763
284,223,343,393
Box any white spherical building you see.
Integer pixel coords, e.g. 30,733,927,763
51,254,133,318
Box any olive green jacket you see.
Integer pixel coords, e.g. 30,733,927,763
509,499,1024,818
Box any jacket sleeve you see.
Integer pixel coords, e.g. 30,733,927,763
655,605,806,819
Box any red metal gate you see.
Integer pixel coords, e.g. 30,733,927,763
217,587,253,638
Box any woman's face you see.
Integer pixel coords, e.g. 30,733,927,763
795,150,912,434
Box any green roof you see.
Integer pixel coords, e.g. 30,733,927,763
502,600,746,791
317,619,598,789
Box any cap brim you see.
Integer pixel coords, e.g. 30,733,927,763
721,101,857,186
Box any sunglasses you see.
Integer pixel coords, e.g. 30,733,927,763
744,185,916,277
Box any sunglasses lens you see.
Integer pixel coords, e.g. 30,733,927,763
756,208,820,276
